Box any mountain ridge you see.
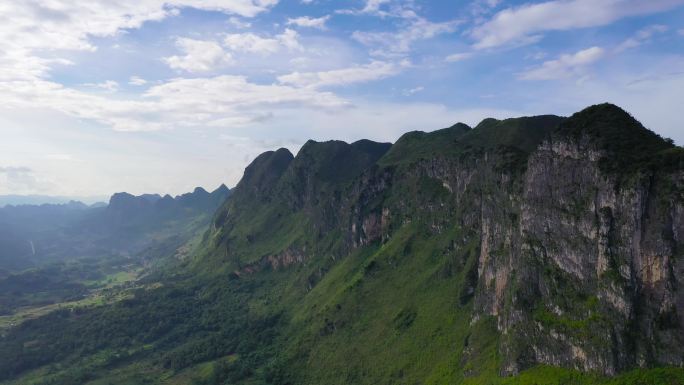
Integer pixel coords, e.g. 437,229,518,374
1,104,682,385
0,185,231,271
198,103,683,381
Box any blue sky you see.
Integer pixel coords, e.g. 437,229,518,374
0,0,683,197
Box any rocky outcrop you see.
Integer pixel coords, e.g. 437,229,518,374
469,107,684,375
210,103,683,377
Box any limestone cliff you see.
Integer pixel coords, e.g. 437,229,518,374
208,104,683,378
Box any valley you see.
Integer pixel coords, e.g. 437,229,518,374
0,104,682,385
0,255,142,332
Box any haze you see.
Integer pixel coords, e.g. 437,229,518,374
1,0,683,198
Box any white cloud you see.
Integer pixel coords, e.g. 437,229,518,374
615,24,669,52
0,166,52,194
164,38,234,72
0,75,349,132
362,0,392,13
0,2,357,136
223,29,301,54
129,76,148,86
445,52,473,62
0,100,530,196
0,1,279,81
228,16,252,29
286,15,330,29
144,75,346,111
0,166,31,173
337,0,421,19
518,46,605,80
353,17,459,57
0,0,284,145
471,0,502,16
337,0,392,16
44,154,75,161
82,80,120,92
471,0,684,49
278,60,405,88
402,86,424,96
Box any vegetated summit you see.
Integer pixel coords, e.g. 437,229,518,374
1,103,683,385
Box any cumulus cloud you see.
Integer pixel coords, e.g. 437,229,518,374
223,29,301,54
164,38,234,72
0,1,289,135
129,76,148,86
286,15,330,29
471,0,684,49
277,60,405,88
0,1,279,81
0,75,349,132
361,0,392,13
144,75,346,111
0,1,362,134
518,46,605,80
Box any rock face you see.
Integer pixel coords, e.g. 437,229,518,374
468,105,684,375
495,130,683,375
209,104,683,377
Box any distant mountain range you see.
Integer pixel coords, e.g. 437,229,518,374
0,195,109,207
0,185,230,271
1,104,682,385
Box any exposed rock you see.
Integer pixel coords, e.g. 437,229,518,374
210,103,683,377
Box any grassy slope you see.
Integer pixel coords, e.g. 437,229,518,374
6,225,680,385
277,223,486,385
1,105,683,385
34,221,679,385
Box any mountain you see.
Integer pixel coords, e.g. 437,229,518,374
0,201,92,270
199,104,683,381
0,185,231,270
0,195,109,207
0,104,682,385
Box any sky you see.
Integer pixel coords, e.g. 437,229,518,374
0,0,683,197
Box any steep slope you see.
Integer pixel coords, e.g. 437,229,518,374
204,140,391,272
0,104,682,385
199,104,683,382
473,104,684,375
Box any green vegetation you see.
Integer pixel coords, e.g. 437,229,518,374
557,103,681,177
0,255,141,317
0,185,229,272
1,105,682,385
380,115,564,168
